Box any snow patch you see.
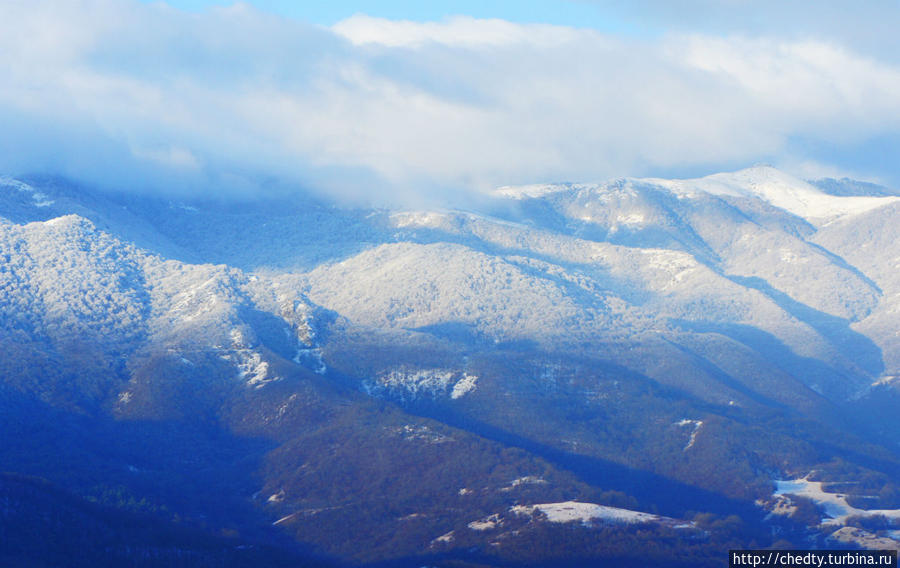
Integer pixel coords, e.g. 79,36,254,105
511,501,661,525
167,276,225,322
674,419,703,451
828,527,900,550
764,495,799,518
451,372,478,399
222,349,282,389
775,477,900,525
377,367,454,394
272,513,298,526
502,476,548,491
432,531,455,545
295,347,327,374
468,514,502,531
615,212,646,225
389,424,454,444
269,394,298,422
390,210,449,228
370,366,477,399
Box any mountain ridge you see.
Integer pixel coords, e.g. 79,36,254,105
2,166,900,565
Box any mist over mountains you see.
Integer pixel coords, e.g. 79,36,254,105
5,1,900,204
2,166,900,566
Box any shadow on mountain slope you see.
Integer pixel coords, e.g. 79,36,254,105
725,274,883,378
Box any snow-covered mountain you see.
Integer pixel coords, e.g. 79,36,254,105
2,167,900,565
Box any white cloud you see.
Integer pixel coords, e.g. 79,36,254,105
677,36,900,133
584,0,900,62
333,14,586,48
1,1,899,205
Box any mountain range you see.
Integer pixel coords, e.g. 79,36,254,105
2,166,899,566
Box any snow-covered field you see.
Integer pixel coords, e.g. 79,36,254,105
511,501,663,525
775,478,900,524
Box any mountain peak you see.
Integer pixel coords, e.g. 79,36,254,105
492,167,899,225
642,166,900,224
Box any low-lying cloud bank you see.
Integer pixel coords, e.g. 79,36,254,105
1,1,899,205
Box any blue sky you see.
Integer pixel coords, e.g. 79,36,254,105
2,1,899,203
147,0,638,31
